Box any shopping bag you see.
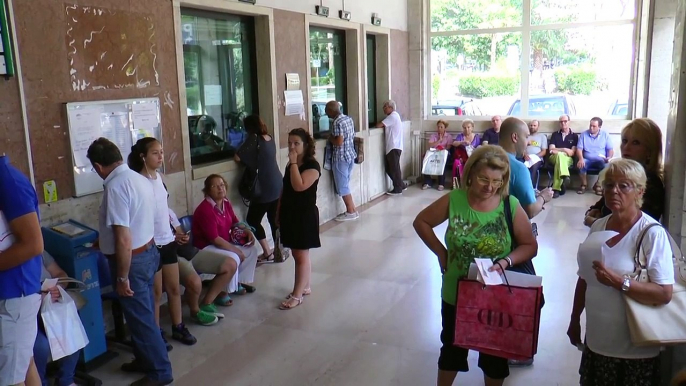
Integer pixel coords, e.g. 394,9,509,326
454,278,543,361
422,149,448,176
40,286,89,360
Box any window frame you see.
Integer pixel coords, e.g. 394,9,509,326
180,8,260,166
427,0,644,122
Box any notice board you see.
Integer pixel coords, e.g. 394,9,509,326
65,98,162,197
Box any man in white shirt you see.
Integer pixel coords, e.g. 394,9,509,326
375,100,405,195
87,138,172,386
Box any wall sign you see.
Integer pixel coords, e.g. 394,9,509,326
0,0,15,76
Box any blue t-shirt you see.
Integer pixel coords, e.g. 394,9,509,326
0,156,42,299
578,130,613,159
507,153,536,207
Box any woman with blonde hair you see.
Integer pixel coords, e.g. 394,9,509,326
569,158,674,385
414,145,537,386
451,119,482,188
422,120,453,191
585,118,664,225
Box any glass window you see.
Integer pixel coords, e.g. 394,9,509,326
181,10,258,165
366,34,377,127
310,27,347,138
429,0,637,118
431,33,522,116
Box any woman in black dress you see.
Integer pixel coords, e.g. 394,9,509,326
279,128,321,310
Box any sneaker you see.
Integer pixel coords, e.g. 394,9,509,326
121,358,147,373
508,358,534,367
335,212,359,222
386,190,402,196
191,310,219,326
403,183,409,191
200,303,225,319
421,184,430,190
171,323,198,346
160,329,173,352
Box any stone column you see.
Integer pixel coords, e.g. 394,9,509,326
662,0,686,384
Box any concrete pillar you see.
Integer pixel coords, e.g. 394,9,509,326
661,0,686,383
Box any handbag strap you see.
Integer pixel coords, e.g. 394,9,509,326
56,278,86,292
503,195,516,251
634,223,661,269
633,222,685,281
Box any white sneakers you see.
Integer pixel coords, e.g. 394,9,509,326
335,211,360,222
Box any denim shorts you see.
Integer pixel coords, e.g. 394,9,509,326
333,159,355,196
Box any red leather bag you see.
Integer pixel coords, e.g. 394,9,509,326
453,279,543,361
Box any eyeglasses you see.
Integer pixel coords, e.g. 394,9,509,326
475,176,504,188
602,181,635,193
210,183,226,189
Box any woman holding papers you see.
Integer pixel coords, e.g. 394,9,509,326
569,158,674,386
413,145,537,386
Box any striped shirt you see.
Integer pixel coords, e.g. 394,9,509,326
332,114,357,162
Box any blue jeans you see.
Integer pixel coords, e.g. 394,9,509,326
581,156,607,174
332,159,354,196
109,245,172,382
33,321,79,386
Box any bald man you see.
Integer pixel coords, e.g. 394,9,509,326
326,101,359,221
499,118,552,219
548,115,578,198
525,120,547,186
481,115,502,145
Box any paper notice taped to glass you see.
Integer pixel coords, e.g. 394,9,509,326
284,90,304,116
132,102,158,134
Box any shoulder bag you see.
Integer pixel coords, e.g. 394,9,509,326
503,196,544,308
624,223,686,346
238,135,262,206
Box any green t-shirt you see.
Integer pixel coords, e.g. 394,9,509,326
442,189,518,305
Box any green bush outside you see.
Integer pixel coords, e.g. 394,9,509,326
554,66,597,95
458,74,519,98
311,76,329,86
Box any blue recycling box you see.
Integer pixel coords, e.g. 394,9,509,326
41,220,108,367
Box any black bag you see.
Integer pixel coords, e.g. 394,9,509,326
238,136,261,206
503,196,545,308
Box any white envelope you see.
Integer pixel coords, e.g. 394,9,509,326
468,263,543,288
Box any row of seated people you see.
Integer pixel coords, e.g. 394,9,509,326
422,114,617,199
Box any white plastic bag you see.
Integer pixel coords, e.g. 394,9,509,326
40,286,89,360
422,149,449,176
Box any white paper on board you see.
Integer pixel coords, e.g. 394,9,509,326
284,90,304,116
69,106,103,168
131,103,158,134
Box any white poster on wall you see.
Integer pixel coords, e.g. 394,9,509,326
284,90,304,116
204,85,223,106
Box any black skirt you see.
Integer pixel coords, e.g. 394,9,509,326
579,346,660,386
280,207,321,250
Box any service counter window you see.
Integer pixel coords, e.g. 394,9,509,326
309,27,347,139
181,9,258,165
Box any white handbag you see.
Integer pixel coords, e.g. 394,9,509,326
624,223,686,346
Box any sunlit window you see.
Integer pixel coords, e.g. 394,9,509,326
430,0,636,118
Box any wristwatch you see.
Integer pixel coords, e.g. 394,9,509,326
621,276,631,292
117,276,129,283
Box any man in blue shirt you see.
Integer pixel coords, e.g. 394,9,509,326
575,117,613,194
499,118,552,219
327,100,359,221
0,155,44,386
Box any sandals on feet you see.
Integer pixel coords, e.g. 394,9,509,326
279,296,303,310
240,283,256,293
286,288,311,299
214,294,233,307
577,185,587,194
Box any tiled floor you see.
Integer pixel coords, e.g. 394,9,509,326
91,186,601,386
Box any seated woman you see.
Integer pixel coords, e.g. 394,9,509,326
192,174,259,307
584,118,664,226
33,251,79,386
569,158,674,386
422,120,453,191
451,119,481,188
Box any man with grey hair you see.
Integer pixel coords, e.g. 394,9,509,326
376,100,405,195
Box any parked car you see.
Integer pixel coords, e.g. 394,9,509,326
507,94,577,117
432,99,483,116
607,100,628,116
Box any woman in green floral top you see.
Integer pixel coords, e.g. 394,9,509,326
413,145,538,386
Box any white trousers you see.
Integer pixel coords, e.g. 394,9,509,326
194,244,259,293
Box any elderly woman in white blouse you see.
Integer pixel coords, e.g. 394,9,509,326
567,158,673,386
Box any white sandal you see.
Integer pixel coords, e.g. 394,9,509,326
286,288,311,299
279,296,303,310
